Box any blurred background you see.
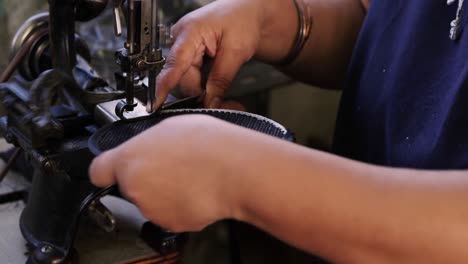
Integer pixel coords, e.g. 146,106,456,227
0,0,341,263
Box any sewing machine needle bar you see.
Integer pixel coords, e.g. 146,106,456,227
147,0,161,112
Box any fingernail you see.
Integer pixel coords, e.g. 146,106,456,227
209,97,222,109
146,104,153,113
146,97,160,113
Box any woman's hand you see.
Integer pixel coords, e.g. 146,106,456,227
89,115,249,232
154,0,298,109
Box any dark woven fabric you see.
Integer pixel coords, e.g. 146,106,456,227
89,109,291,155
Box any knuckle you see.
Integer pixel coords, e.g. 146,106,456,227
173,14,202,37
164,54,178,68
166,45,192,69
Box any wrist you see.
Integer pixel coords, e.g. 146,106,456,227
218,151,249,222
255,0,300,63
218,136,270,225
212,129,258,223
277,0,313,65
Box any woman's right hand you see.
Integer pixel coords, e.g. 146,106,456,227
153,0,298,109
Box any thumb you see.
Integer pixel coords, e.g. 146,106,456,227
89,151,117,187
204,47,246,108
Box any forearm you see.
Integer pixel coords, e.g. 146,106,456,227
224,133,468,263
257,0,367,89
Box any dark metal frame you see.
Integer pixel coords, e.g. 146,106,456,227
0,1,170,263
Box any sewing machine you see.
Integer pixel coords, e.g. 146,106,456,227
0,1,182,263
0,1,293,263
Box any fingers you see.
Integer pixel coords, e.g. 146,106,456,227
154,31,203,109
204,47,246,108
89,151,117,187
154,13,248,109
179,67,203,97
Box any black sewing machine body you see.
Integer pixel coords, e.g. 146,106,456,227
0,0,175,263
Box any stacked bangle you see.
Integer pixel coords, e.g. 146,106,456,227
279,0,313,66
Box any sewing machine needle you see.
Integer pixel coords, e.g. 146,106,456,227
147,0,160,113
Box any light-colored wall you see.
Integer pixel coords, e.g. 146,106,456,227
270,83,341,150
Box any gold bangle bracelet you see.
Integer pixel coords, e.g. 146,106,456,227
278,0,313,66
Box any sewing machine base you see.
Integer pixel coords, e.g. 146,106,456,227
7,126,97,263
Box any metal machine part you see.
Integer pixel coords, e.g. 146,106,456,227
76,0,109,22
10,13,53,81
94,94,182,125
86,199,117,233
113,0,166,117
0,1,119,263
95,98,149,125
0,1,184,263
24,186,115,264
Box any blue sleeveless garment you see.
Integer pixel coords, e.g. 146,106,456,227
333,0,468,169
